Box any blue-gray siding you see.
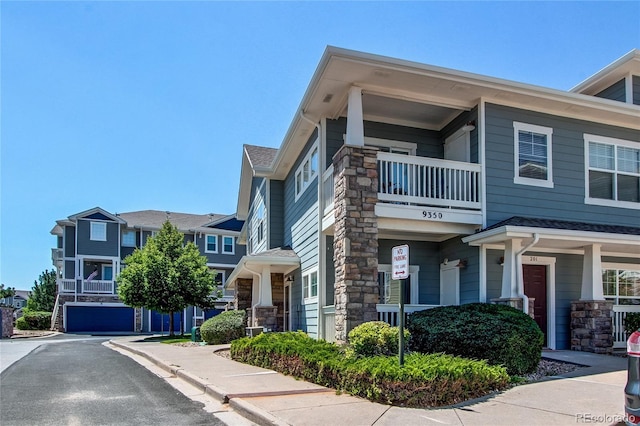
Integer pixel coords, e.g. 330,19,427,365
76,219,119,256
194,234,244,264
595,78,626,102
269,180,284,249
64,260,75,279
64,226,75,258
484,103,640,228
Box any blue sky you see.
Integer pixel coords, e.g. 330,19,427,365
1,1,639,291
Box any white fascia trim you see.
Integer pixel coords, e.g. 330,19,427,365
463,225,640,246
225,255,301,289
570,49,640,93
69,207,126,224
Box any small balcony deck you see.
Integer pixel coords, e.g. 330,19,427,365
58,279,115,295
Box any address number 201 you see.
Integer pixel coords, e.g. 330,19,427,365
422,211,443,219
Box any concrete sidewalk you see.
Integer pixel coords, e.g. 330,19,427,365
109,336,628,426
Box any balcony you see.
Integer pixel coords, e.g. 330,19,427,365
51,248,63,266
322,153,483,233
58,279,115,294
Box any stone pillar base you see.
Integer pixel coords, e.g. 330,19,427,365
252,306,278,331
1,307,13,338
571,300,613,354
490,297,535,319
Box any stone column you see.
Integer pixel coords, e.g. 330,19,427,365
491,297,535,320
571,300,613,354
1,307,13,338
234,278,253,326
333,144,379,344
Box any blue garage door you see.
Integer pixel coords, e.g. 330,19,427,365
204,309,223,320
67,306,135,332
151,311,182,332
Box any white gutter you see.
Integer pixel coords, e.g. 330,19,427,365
515,233,540,315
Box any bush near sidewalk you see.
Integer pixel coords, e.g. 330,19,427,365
15,311,52,330
407,303,543,375
230,331,509,408
200,310,246,344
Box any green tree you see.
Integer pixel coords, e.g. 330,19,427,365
117,221,215,336
26,270,57,312
0,284,16,306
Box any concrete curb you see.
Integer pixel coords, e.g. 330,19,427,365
109,339,273,425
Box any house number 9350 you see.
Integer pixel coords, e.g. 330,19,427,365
422,211,443,219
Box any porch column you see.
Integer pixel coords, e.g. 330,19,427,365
333,144,379,344
500,239,521,298
260,266,273,306
345,86,364,147
580,244,604,300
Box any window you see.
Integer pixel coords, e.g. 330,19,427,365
513,122,553,188
302,269,318,302
377,264,419,304
205,235,217,253
586,134,640,207
90,222,107,241
294,144,319,200
122,230,136,247
102,265,113,281
222,236,234,254
249,195,266,254
603,265,640,305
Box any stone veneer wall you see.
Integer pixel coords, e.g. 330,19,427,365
333,144,379,344
235,278,253,326
571,300,613,354
1,307,13,338
270,273,284,331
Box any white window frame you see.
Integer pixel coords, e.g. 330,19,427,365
513,122,554,188
294,142,319,201
302,267,318,303
222,236,235,254
584,134,640,210
102,264,113,281
602,262,640,305
205,235,218,253
90,221,107,241
122,230,136,247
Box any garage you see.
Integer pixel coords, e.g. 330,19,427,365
66,305,135,332
150,311,182,333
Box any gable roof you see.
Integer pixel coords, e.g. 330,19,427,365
237,145,278,219
245,144,278,169
118,210,225,232
68,207,126,224
570,49,640,96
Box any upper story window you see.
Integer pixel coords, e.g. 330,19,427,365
513,122,554,188
295,143,319,200
205,235,218,253
302,268,318,303
249,195,266,254
90,222,107,241
222,236,235,254
586,134,640,208
122,230,136,247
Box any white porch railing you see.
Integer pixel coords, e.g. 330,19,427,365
377,152,481,209
377,304,439,327
82,280,115,294
612,305,640,349
58,279,76,293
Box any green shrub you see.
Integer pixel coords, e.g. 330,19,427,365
347,321,410,357
15,311,52,330
407,303,543,375
200,310,246,344
230,331,509,408
625,313,640,335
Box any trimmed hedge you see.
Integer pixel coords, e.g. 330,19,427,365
201,310,246,344
15,311,52,330
230,331,509,408
347,321,410,357
407,303,543,375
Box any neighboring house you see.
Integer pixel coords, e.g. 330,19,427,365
50,208,245,333
0,290,30,309
225,46,640,353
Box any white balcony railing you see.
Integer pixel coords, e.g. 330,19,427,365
377,303,439,327
82,280,115,294
377,153,481,210
322,165,335,215
58,279,76,293
51,248,63,264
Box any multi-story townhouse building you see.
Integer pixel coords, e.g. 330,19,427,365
51,207,245,333
226,47,640,353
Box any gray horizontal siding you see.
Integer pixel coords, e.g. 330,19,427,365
76,219,119,256
595,78,626,102
269,180,284,249
64,260,75,280
484,103,640,228
64,226,75,257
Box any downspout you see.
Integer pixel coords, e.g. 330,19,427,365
515,233,540,314
300,111,325,338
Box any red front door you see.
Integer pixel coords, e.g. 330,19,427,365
523,264,548,346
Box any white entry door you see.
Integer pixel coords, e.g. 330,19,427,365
444,130,470,162
440,261,460,305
